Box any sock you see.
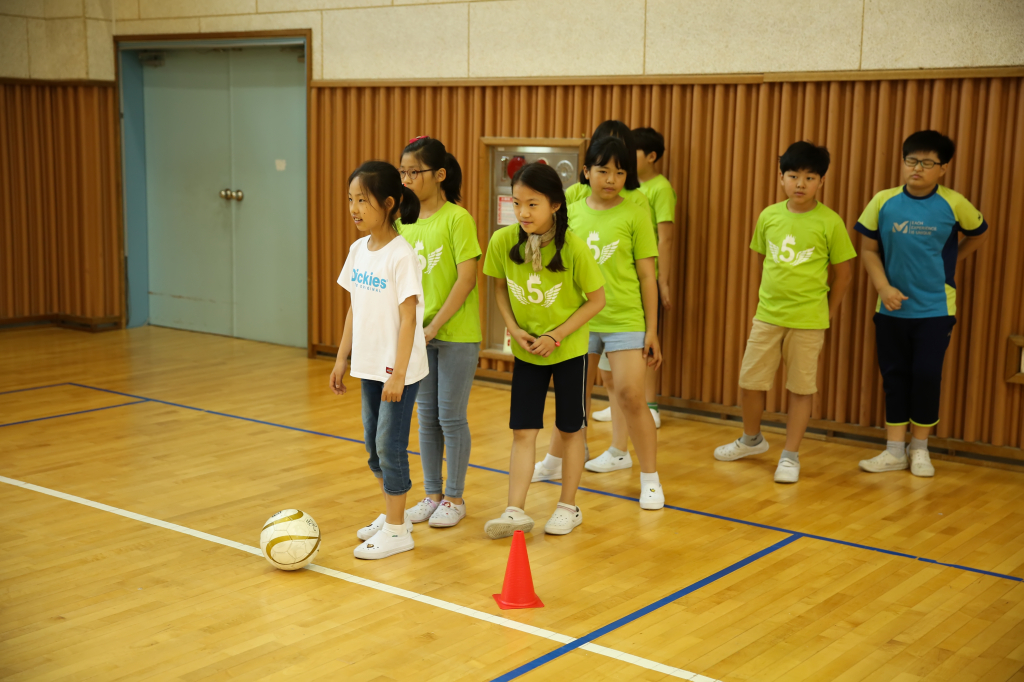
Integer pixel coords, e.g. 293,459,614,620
909,437,928,452
504,506,526,517
607,446,628,457
382,521,407,536
740,432,763,447
887,440,907,458
640,471,660,487
556,502,576,512
541,453,562,468
780,450,799,464
647,402,659,411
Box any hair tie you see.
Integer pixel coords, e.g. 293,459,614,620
408,135,429,143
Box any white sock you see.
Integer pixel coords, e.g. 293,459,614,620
541,453,562,468
556,502,576,512
640,471,660,487
505,506,526,516
607,446,628,457
382,522,407,536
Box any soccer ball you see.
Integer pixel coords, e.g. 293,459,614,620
260,509,321,571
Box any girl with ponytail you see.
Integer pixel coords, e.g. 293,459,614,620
331,161,427,560
534,136,667,512
397,136,482,529
481,162,606,538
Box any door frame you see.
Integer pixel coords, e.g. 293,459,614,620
114,29,313,352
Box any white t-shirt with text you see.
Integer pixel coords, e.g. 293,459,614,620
338,235,428,385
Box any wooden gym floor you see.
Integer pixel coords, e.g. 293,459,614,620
2,326,1023,681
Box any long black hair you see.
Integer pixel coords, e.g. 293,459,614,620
508,162,568,273
401,136,463,204
348,161,420,228
581,137,635,191
579,119,640,189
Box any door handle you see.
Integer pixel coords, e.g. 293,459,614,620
219,188,232,199
232,190,244,201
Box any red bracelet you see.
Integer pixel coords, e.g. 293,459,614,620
541,334,560,347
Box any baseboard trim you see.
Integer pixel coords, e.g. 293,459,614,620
0,314,121,333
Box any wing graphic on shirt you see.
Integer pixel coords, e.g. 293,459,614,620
507,279,528,305
542,283,562,308
791,247,815,266
768,240,780,263
598,240,620,264
426,245,444,274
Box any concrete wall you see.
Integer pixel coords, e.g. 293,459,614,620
1,0,1022,81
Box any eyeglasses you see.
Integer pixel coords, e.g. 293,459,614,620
904,157,943,170
398,168,436,181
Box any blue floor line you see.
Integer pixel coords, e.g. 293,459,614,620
25,381,1018,585
490,534,803,682
0,400,149,428
0,382,69,396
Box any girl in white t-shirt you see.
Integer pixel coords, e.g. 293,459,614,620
331,160,429,560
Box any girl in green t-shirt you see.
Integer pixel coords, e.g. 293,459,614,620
396,136,482,530
536,136,666,511
482,163,605,538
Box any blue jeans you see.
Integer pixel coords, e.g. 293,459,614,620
361,379,420,496
416,339,479,498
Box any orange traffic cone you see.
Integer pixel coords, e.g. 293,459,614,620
493,530,544,609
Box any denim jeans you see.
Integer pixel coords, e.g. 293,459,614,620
416,339,479,498
361,379,420,496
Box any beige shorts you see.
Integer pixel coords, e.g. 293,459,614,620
738,320,825,395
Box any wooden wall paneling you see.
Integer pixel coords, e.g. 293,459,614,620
305,77,1024,451
0,82,121,329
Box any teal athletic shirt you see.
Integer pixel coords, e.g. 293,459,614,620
855,185,987,318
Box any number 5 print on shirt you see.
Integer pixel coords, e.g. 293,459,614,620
587,232,620,264
507,274,562,308
768,234,815,266
414,241,444,274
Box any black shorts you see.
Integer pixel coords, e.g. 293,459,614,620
509,355,588,433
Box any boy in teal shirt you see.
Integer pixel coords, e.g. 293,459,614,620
713,141,856,483
855,130,989,478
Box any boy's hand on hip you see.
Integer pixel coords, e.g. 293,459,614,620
381,375,405,402
880,285,909,311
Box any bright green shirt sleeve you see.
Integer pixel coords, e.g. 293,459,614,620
750,210,767,255
856,191,883,233
632,203,659,261
451,210,482,264
827,216,858,264
940,187,985,231
572,235,606,294
483,230,508,280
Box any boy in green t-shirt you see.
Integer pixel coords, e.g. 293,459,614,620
713,141,856,483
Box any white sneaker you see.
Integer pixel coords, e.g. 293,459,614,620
909,449,935,477
593,406,612,422
651,408,661,429
532,460,562,482
584,448,632,473
714,437,770,461
484,508,534,539
859,450,908,473
544,505,582,535
353,527,414,560
639,482,665,510
774,458,800,483
407,497,439,523
428,500,466,527
357,513,413,541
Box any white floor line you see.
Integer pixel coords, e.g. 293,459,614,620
0,474,719,681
